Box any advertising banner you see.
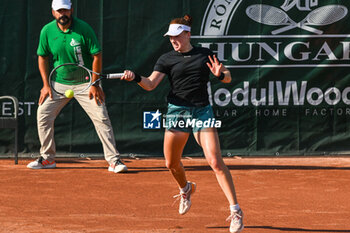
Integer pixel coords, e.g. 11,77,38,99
1,0,350,156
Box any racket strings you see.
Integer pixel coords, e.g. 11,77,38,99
50,64,91,95
54,64,90,83
307,6,347,25
246,5,289,25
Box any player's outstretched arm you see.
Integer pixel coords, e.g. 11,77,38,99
121,70,165,91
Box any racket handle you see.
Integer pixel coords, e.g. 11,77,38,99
107,73,124,79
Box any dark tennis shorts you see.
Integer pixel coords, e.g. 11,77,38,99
164,103,216,132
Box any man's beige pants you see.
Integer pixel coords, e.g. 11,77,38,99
37,82,119,165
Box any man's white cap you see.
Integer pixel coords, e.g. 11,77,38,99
52,0,72,11
163,24,191,37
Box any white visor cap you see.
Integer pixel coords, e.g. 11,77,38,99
52,0,72,10
164,24,191,37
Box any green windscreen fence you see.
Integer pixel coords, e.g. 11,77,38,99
1,0,350,156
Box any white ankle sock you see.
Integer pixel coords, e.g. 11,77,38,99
181,182,190,193
230,204,240,212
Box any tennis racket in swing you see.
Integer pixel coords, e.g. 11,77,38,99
49,63,124,98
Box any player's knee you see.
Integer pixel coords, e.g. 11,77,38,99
165,160,173,169
165,159,178,170
207,157,224,173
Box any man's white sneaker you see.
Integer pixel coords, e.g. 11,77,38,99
173,181,196,215
108,158,128,173
227,209,244,233
27,157,56,169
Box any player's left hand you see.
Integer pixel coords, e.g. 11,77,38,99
89,85,105,105
206,55,223,77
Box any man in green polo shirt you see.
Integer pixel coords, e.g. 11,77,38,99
27,0,127,173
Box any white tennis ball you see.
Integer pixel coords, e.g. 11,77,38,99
65,89,74,98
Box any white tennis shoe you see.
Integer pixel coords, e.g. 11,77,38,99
108,158,128,173
173,181,196,215
27,157,56,169
227,209,244,233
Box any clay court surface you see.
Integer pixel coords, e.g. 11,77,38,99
0,156,350,233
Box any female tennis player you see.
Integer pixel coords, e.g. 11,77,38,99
121,15,243,233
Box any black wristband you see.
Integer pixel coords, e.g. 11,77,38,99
217,72,225,80
133,73,142,83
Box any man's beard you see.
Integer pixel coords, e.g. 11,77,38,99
57,15,71,26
